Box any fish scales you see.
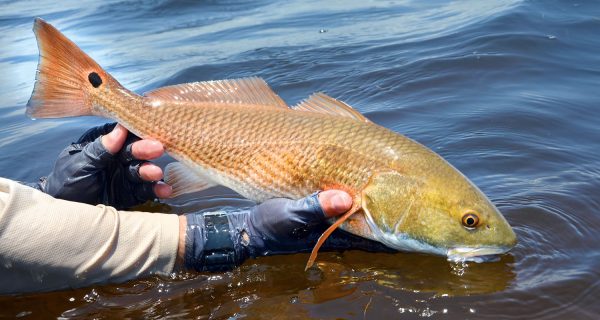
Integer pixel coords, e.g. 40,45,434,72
119,100,406,201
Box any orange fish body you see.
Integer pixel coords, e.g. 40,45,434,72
27,18,517,268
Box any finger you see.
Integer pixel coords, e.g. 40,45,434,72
138,162,163,182
76,122,117,144
318,190,353,218
133,182,157,202
154,181,173,198
118,132,141,163
132,181,172,202
101,124,128,154
125,161,144,183
130,139,164,160
125,160,164,183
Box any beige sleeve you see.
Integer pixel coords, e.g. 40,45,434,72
0,177,179,294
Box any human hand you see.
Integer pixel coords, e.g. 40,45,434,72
39,122,172,209
183,190,393,272
236,190,393,256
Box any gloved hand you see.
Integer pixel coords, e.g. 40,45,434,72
184,191,394,272
33,123,172,209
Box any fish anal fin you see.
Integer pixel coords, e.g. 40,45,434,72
292,93,370,123
143,77,288,109
305,201,362,271
165,162,217,197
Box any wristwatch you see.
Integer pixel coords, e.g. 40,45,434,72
185,212,239,272
200,213,237,271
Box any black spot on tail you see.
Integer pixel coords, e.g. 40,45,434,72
88,72,102,88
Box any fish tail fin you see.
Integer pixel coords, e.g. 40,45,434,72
26,18,121,119
305,205,360,271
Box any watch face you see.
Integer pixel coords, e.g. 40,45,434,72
201,214,238,272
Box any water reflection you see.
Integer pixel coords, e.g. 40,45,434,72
314,252,515,297
51,251,514,318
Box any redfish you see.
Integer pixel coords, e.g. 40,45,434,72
27,18,517,268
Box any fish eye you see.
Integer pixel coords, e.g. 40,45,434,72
88,72,103,88
461,212,480,229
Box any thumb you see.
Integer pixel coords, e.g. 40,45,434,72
318,190,353,218
101,124,128,154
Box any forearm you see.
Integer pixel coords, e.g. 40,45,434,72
0,178,179,294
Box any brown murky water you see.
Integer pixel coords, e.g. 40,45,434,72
1,0,600,319
3,252,517,319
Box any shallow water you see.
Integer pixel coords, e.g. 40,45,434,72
1,0,600,318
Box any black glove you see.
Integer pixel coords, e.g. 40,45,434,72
184,193,394,272
33,123,160,209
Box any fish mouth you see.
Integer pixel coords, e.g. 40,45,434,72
446,246,511,263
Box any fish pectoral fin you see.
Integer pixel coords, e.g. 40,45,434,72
164,162,217,197
305,202,362,271
143,77,288,109
292,92,371,123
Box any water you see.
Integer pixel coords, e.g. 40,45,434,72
1,0,599,318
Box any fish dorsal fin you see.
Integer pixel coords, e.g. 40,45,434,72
292,93,370,123
143,77,288,109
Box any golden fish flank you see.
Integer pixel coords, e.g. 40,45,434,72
26,18,517,268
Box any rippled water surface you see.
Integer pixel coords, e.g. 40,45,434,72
1,0,600,318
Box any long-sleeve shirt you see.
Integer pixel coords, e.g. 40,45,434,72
0,177,179,294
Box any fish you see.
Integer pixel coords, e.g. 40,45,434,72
26,18,517,269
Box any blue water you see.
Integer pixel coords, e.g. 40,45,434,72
1,0,600,319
